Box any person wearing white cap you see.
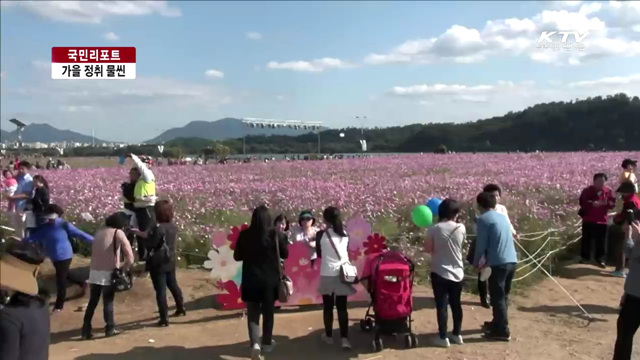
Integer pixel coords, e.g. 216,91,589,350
0,241,51,360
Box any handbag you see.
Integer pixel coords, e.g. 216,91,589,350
274,233,293,303
110,229,133,292
146,225,171,268
325,230,358,284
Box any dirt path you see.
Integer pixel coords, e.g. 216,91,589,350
46,262,632,360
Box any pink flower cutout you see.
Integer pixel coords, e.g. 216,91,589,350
227,223,249,250
215,280,245,310
363,233,387,255
346,216,372,251
348,248,361,262
211,230,228,249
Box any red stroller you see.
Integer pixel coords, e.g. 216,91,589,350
359,250,417,352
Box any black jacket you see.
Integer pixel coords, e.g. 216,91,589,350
145,222,178,273
0,295,50,360
234,229,288,302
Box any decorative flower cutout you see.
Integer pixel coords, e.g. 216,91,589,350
203,246,241,282
348,248,362,262
346,216,372,251
211,230,228,249
227,224,249,250
364,233,387,255
215,281,245,310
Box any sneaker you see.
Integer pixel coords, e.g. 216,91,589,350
612,270,627,278
251,343,262,360
434,336,451,348
262,340,276,354
321,333,334,345
449,334,464,345
341,338,352,350
105,328,121,338
597,262,607,269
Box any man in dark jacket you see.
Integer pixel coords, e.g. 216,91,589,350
578,173,616,267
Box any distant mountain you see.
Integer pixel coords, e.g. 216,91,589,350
146,117,321,143
0,123,106,143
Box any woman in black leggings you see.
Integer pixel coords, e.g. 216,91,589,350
316,206,356,350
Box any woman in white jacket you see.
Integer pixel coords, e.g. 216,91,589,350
315,206,355,350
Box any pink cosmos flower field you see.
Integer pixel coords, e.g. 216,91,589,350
10,152,638,241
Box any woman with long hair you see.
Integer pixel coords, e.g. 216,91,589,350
31,175,50,226
424,198,466,348
234,205,289,360
132,200,185,327
82,212,134,339
315,206,355,350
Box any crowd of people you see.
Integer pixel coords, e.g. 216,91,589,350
0,156,638,360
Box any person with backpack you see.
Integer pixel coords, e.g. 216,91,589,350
25,204,94,312
82,212,134,340
131,200,185,327
233,205,289,360
315,206,356,350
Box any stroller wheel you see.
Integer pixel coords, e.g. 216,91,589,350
410,333,419,348
404,334,413,349
372,338,384,352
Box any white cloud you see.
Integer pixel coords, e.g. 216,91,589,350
364,4,640,66
266,58,354,72
31,60,49,69
2,1,181,24
103,32,119,41
246,31,262,40
60,105,94,112
568,73,640,87
204,69,224,79
388,80,532,103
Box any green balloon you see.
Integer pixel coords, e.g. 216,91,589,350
411,205,433,228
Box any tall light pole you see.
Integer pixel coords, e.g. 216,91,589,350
9,118,26,157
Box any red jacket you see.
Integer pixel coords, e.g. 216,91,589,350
614,194,640,224
579,185,616,224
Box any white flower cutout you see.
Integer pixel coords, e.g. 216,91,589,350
203,246,240,282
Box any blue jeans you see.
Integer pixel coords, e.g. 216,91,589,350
487,263,516,335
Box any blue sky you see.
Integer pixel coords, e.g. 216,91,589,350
1,1,639,142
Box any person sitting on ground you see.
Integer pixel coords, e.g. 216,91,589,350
613,214,640,360
0,241,51,360
233,205,289,360
473,191,518,342
578,173,616,269
26,204,94,312
316,206,356,350
424,198,466,348
620,158,638,194
131,200,185,327
82,212,134,340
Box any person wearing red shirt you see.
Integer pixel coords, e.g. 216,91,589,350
579,173,616,267
612,181,640,277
